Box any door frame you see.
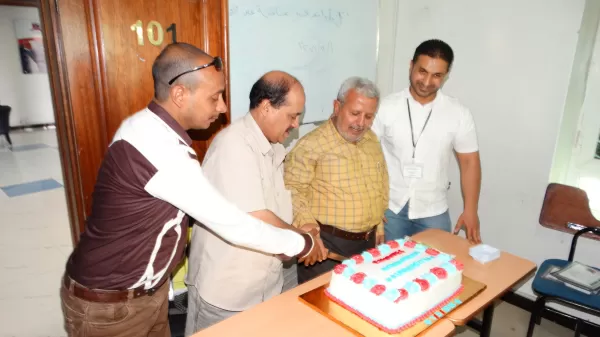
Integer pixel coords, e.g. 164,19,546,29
31,0,231,245
0,0,37,6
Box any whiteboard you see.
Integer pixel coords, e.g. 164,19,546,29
228,0,378,124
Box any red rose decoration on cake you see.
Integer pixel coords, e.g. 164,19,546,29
430,267,448,279
404,240,416,248
450,259,464,271
370,284,386,295
350,272,366,284
367,248,381,258
351,254,364,264
414,278,430,291
333,264,347,274
425,248,440,256
387,240,400,249
394,289,409,302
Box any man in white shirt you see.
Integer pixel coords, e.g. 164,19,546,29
185,71,327,335
60,43,322,337
373,39,482,244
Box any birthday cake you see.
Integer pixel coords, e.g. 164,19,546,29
325,237,464,333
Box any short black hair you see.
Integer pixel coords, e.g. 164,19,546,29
248,75,299,110
412,39,454,69
152,42,211,101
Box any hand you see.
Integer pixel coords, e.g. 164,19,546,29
300,224,327,258
453,209,481,244
298,225,328,266
376,233,385,245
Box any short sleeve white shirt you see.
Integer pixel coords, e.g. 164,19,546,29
372,88,478,219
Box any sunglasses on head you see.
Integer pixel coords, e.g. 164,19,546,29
168,56,223,85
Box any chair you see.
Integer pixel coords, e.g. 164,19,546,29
527,183,600,337
0,104,12,146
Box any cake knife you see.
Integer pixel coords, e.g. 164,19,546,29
327,252,348,262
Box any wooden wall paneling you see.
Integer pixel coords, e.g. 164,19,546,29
39,0,87,243
187,0,231,159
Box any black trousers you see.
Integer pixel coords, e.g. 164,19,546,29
297,230,376,284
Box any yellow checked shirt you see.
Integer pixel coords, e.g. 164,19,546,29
284,120,389,235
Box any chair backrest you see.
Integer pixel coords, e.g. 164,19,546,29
539,183,600,241
0,105,11,134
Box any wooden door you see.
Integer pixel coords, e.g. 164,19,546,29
39,0,230,242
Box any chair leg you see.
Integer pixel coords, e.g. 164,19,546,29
535,296,546,325
573,319,581,337
5,133,11,146
526,296,546,337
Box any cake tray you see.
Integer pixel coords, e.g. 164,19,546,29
298,276,485,337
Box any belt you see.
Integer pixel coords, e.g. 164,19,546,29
317,222,375,241
63,274,163,303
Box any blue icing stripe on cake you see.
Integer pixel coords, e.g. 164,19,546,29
442,301,457,313
441,262,457,274
378,244,392,255
381,251,420,272
435,311,443,318
423,272,438,285
383,288,400,301
438,253,453,263
455,299,462,305
343,259,356,267
362,277,376,290
405,281,420,294
341,267,355,278
387,255,435,279
361,251,374,263
424,319,433,325
414,243,427,252
396,238,406,246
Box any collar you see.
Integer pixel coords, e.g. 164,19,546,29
243,113,286,164
326,118,373,146
147,101,193,146
405,88,443,110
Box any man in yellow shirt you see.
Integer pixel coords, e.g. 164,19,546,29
284,77,389,283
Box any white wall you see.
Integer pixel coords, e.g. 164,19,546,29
376,0,600,319
0,6,54,127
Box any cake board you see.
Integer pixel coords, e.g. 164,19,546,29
299,276,486,337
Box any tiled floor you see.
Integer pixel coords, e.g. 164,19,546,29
0,129,72,337
0,129,586,337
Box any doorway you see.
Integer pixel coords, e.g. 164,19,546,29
0,2,72,336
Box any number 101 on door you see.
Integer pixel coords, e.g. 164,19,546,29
130,20,177,46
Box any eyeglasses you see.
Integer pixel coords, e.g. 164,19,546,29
168,56,223,85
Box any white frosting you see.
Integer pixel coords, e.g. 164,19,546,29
327,239,463,331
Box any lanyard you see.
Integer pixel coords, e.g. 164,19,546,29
407,98,433,158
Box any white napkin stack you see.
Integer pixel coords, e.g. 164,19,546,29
469,244,500,264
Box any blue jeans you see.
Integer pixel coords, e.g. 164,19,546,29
384,202,452,241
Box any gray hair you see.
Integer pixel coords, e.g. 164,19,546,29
336,77,380,105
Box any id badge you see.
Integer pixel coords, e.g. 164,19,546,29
403,161,424,179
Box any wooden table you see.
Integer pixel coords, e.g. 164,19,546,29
192,271,456,337
193,228,536,337
413,229,537,337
